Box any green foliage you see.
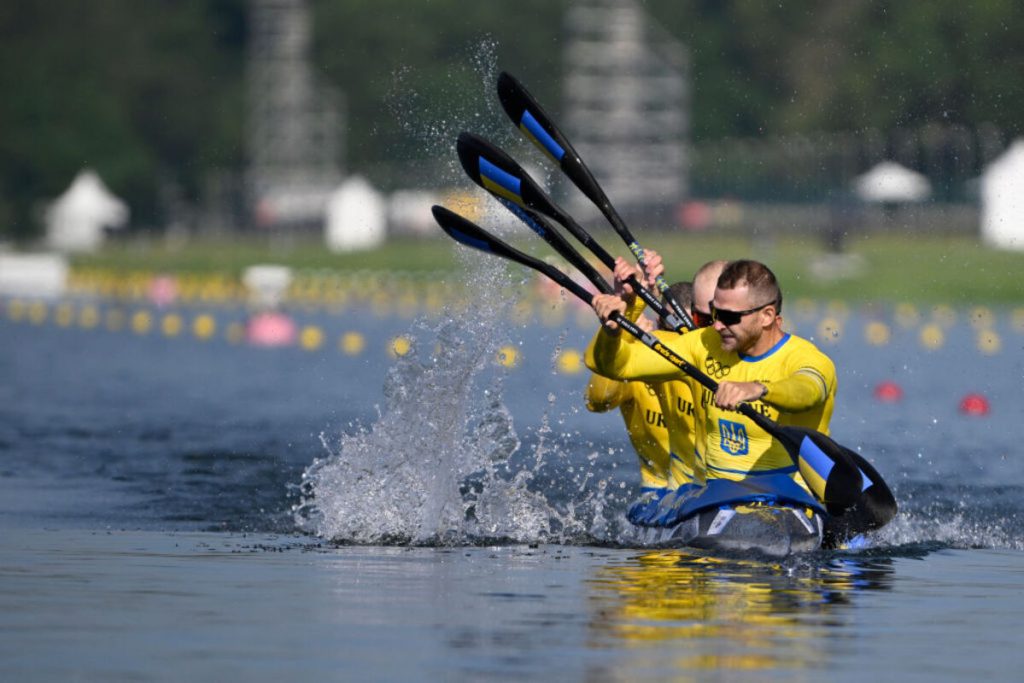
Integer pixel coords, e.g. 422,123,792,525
0,0,245,239
2,1,1023,240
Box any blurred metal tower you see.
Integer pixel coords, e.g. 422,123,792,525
563,0,689,225
247,0,343,229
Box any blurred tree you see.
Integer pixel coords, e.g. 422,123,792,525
2,0,1023,240
0,0,245,240
309,0,567,188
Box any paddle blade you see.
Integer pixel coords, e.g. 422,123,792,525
497,71,610,211
456,132,562,220
780,426,864,509
432,205,525,266
497,71,571,165
430,206,596,306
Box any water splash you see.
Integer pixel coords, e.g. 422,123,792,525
293,308,620,545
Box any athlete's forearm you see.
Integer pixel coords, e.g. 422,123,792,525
762,370,829,411
585,328,686,382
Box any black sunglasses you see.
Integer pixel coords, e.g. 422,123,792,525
709,299,778,326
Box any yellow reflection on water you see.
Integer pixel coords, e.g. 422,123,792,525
585,550,893,678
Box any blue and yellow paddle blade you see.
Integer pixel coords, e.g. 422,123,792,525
497,71,570,165
456,132,565,222
789,429,864,508
456,132,528,208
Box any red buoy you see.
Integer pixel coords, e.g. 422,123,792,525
958,393,991,416
873,381,904,403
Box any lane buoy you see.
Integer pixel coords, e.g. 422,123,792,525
247,311,296,347
496,345,519,368
864,321,891,346
555,348,583,374
389,335,413,358
340,331,366,356
958,393,990,416
873,381,904,403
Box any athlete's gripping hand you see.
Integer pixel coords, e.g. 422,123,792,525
714,381,767,410
592,293,629,333
612,257,643,297
640,249,665,291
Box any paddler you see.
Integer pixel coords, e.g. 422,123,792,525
588,258,835,484
586,258,895,543
584,257,725,525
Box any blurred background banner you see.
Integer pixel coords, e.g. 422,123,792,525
2,0,1023,247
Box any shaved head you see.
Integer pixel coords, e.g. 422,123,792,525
692,260,728,314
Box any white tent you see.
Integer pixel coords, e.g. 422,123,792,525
324,176,386,252
981,139,1024,251
45,169,129,252
853,161,931,203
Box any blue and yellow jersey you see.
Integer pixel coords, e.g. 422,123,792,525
585,375,672,489
586,326,836,491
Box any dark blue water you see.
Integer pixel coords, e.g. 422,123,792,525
2,294,1023,681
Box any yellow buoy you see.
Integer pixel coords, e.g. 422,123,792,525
977,329,1001,355
340,332,366,356
161,313,183,337
496,345,520,368
192,314,216,340
919,323,945,350
817,317,842,344
131,310,152,335
1011,307,1024,334
55,303,75,328
555,348,583,374
388,334,412,358
7,299,26,322
28,301,47,325
300,325,324,351
864,321,891,346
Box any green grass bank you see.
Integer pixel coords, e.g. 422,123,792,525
71,233,1024,306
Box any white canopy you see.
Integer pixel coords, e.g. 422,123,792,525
324,176,386,252
981,139,1024,251
45,169,129,252
853,161,931,203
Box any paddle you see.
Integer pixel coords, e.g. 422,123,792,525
431,205,865,510
496,71,694,328
456,131,691,332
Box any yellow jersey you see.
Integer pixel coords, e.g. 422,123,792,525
584,375,670,489
651,379,702,488
587,327,836,490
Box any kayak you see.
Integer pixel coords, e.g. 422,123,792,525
631,475,827,556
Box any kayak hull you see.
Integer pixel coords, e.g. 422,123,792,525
629,475,828,556
637,503,824,556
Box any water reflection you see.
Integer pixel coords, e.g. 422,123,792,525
585,550,895,677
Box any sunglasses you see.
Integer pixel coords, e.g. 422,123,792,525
709,299,778,326
692,308,713,328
